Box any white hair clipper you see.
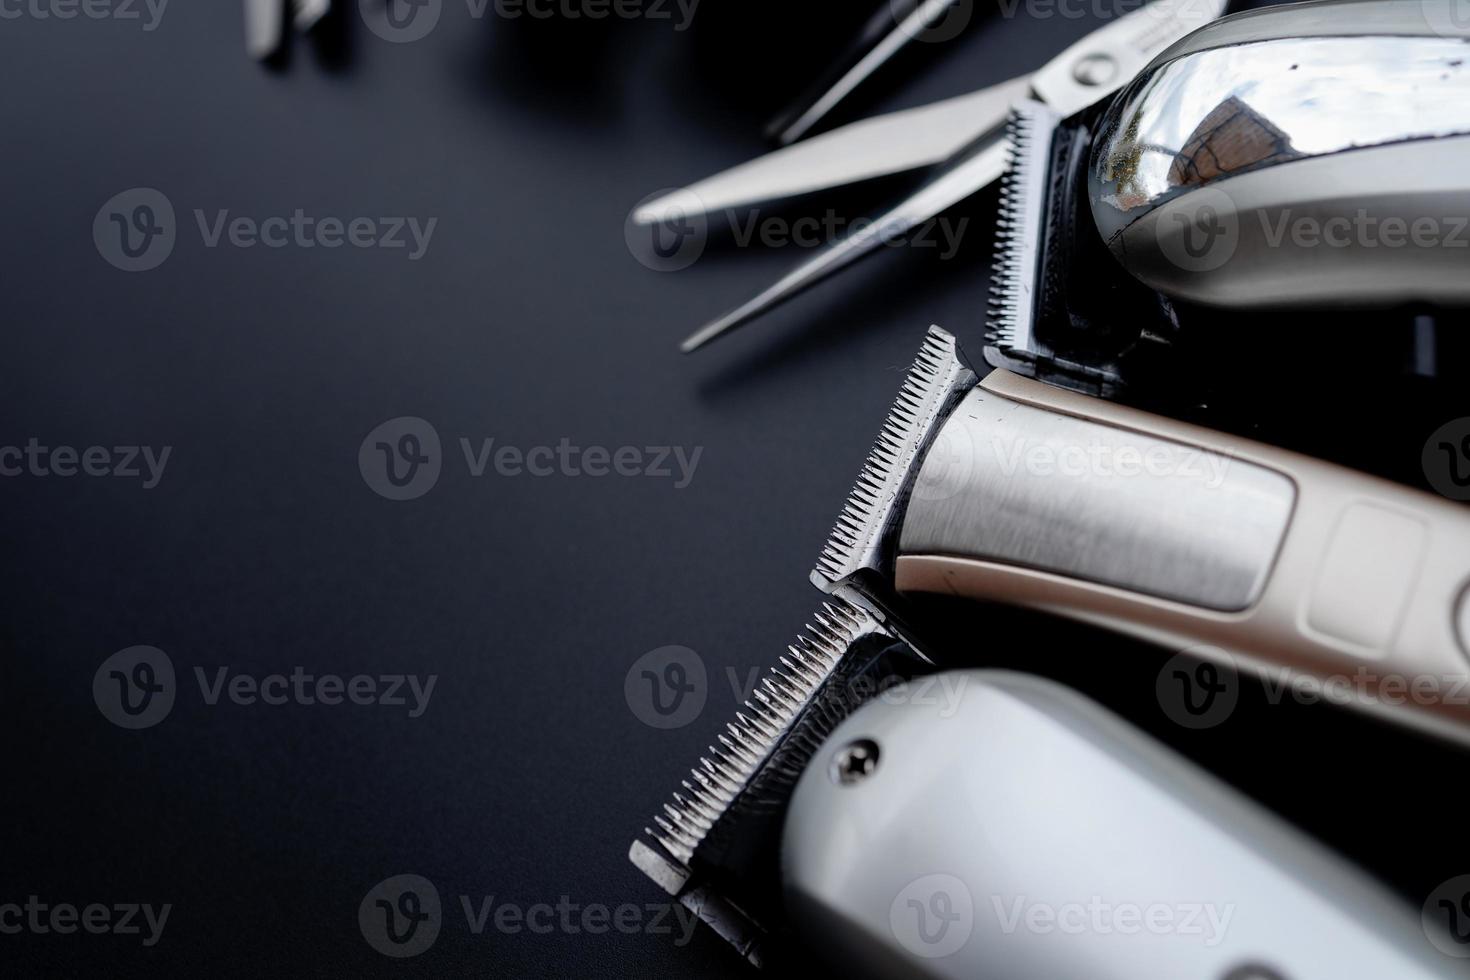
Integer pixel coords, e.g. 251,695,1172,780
632,600,1468,977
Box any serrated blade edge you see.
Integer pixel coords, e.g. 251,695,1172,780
985,101,1060,357
642,598,881,867
810,326,975,594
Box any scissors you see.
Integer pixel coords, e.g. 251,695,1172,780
766,0,978,146
634,0,1230,354
245,0,331,60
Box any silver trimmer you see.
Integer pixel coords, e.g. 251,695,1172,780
633,598,1469,977
817,327,1470,745
788,664,1464,980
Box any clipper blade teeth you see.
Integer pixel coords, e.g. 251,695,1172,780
985,101,1057,355
810,326,973,592
645,598,879,867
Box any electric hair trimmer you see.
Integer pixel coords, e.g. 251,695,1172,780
631,599,1467,977
819,326,1470,745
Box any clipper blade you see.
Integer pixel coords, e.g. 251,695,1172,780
985,100,1060,360
631,597,921,964
810,325,976,596
643,600,875,868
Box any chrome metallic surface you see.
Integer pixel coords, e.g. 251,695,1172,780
1027,0,1225,119
660,0,1227,351
1100,137,1470,308
244,0,285,59
1458,584,1470,658
292,0,330,30
679,141,1008,352
773,0,972,146
784,671,1460,980
898,386,1296,611
1091,23,1470,243
634,77,1031,226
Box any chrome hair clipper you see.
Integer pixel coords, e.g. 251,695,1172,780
786,668,1464,980
815,327,1470,745
1089,0,1470,310
631,600,1466,977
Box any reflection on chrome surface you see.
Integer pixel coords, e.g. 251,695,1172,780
1090,35,1470,239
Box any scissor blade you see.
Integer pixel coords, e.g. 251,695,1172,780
636,76,1030,226
674,0,1229,354
680,136,1007,353
1030,0,1228,117
245,0,285,59
768,0,973,146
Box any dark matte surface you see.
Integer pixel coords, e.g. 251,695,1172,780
2,0,1467,976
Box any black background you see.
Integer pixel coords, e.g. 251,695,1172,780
3,0,1468,975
